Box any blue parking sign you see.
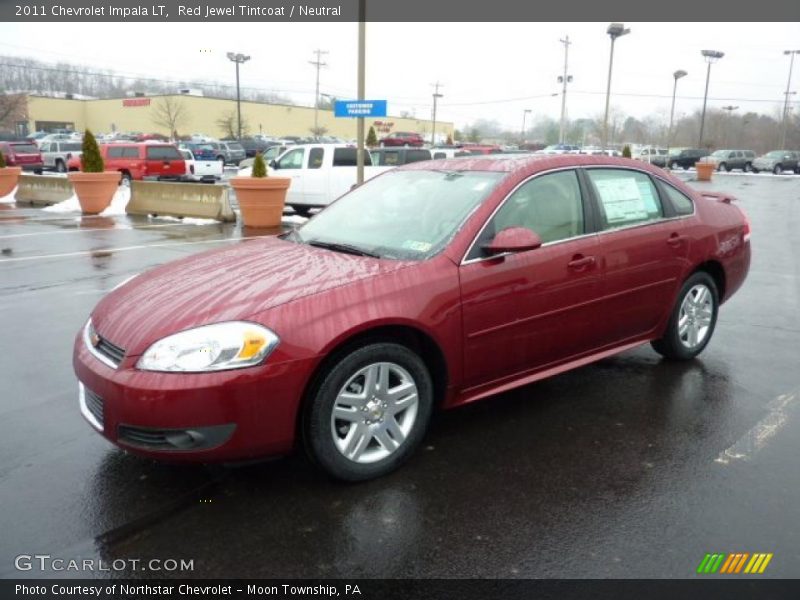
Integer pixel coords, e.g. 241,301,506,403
334,100,388,118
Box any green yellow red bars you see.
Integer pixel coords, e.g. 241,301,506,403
697,553,773,574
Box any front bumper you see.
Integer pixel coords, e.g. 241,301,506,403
73,333,315,462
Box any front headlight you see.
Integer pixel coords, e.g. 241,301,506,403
136,322,279,372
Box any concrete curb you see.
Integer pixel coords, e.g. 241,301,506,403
14,175,74,206
126,181,236,222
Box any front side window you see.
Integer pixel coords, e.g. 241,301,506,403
308,147,324,169
587,169,663,229
276,148,305,169
123,147,140,158
467,170,584,260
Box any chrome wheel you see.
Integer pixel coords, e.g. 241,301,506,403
678,284,713,349
331,362,419,464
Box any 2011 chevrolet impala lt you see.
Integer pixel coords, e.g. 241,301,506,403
74,155,751,480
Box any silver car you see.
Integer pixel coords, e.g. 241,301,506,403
752,150,800,175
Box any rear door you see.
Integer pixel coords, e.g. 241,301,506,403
145,145,184,178
583,167,690,346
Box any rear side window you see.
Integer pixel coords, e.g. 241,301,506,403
661,183,695,216
308,147,324,169
586,169,664,229
11,143,38,154
146,146,182,160
123,147,140,158
433,152,446,159
107,146,125,158
333,147,372,167
63,143,82,151
405,150,431,163
381,151,400,166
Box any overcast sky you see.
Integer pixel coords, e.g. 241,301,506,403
0,21,798,130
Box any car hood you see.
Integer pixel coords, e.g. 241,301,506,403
90,236,411,356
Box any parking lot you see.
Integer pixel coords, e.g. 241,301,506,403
1,171,799,579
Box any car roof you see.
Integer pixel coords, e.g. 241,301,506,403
398,153,672,177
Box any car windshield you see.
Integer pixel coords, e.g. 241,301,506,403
289,169,504,260
765,151,785,158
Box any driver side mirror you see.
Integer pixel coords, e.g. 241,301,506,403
269,159,278,169
482,227,542,256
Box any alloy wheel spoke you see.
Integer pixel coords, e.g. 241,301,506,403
333,405,361,422
343,423,371,460
374,427,400,452
336,391,365,408
385,417,406,445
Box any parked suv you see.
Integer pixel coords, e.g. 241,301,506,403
379,131,424,147
0,141,44,173
204,141,245,165
703,149,756,172
668,148,710,170
40,140,83,173
752,150,800,174
67,143,186,183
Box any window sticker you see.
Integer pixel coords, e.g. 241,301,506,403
402,240,433,252
594,177,650,223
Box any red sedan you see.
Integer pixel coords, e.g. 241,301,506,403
379,131,424,147
74,155,750,480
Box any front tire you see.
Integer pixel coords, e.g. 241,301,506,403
651,272,719,361
304,342,434,481
773,164,783,175
55,160,66,173
717,162,727,172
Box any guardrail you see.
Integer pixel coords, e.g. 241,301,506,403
126,181,235,222
14,175,74,206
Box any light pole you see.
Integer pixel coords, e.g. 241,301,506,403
226,52,251,139
558,35,572,144
721,105,738,147
431,82,444,147
698,49,724,149
602,23,630,151
780,50,800,149
356,0,366,185
521,108,532,144
667,70,687,159
309,49,329,140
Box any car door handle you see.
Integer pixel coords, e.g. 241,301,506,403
666,233,687,247
568,255,596,270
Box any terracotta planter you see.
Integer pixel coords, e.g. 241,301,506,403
696,162,714,182
230,176,291,228
0,167,22,198
68,171,121,214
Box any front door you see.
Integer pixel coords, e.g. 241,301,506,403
460,169,603,388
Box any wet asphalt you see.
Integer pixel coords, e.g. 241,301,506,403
0,171,799,580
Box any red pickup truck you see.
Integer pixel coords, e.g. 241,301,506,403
68,143,186,183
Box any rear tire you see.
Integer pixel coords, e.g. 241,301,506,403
55,160,66,173
292,206,312,217
651,272,719,361
744,162,752,172
717,162,726,172
773,164,782,175
304,342,433,481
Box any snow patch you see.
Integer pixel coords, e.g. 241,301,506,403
42,187,131,216
0,186,18,204
282,215,309,225
147,214,219,226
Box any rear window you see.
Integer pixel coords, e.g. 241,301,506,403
405,150,431,163
123,147,140,158
333,147,372,167
10,143,38,154
661,182,695,216
227,143,244,151
146,146,182,160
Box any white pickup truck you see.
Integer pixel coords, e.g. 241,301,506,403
239,144,392,215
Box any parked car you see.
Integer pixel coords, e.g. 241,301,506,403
180,142,217,162
751,150,800,174
179,148,223,183
379,131,424,148
235,137,271,158
67,143,186,183
430,147,470,159
703,149,757,172
203,141,245,165
40,140,83,173
369,147,432,166
0,141,44,173
74,155,751,481
668,148,710,170
635,148,669,167
539,144,581,154
237,145,290,170
35,133,73,148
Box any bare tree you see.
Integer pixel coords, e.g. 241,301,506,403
216,110,249,139
151,96,189,139
0,93,27,132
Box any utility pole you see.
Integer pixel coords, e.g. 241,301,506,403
431,81,444,147
226,52,251,139
667,70,687,156
558,35,572,144
521,108,531,144
699,50,724,148
780,50,800,149
309,48,329,140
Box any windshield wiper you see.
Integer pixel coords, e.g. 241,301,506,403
306,239,381,258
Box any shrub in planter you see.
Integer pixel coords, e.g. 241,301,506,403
0,148,23,198
67,130,121,214
230,152,291,228
622,145,632,158
366,126,378,148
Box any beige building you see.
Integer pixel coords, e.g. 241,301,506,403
21,94,453,141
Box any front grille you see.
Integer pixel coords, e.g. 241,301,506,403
118,426,175,450
117,423,235,452
84,388,104,427
95,336,126,366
